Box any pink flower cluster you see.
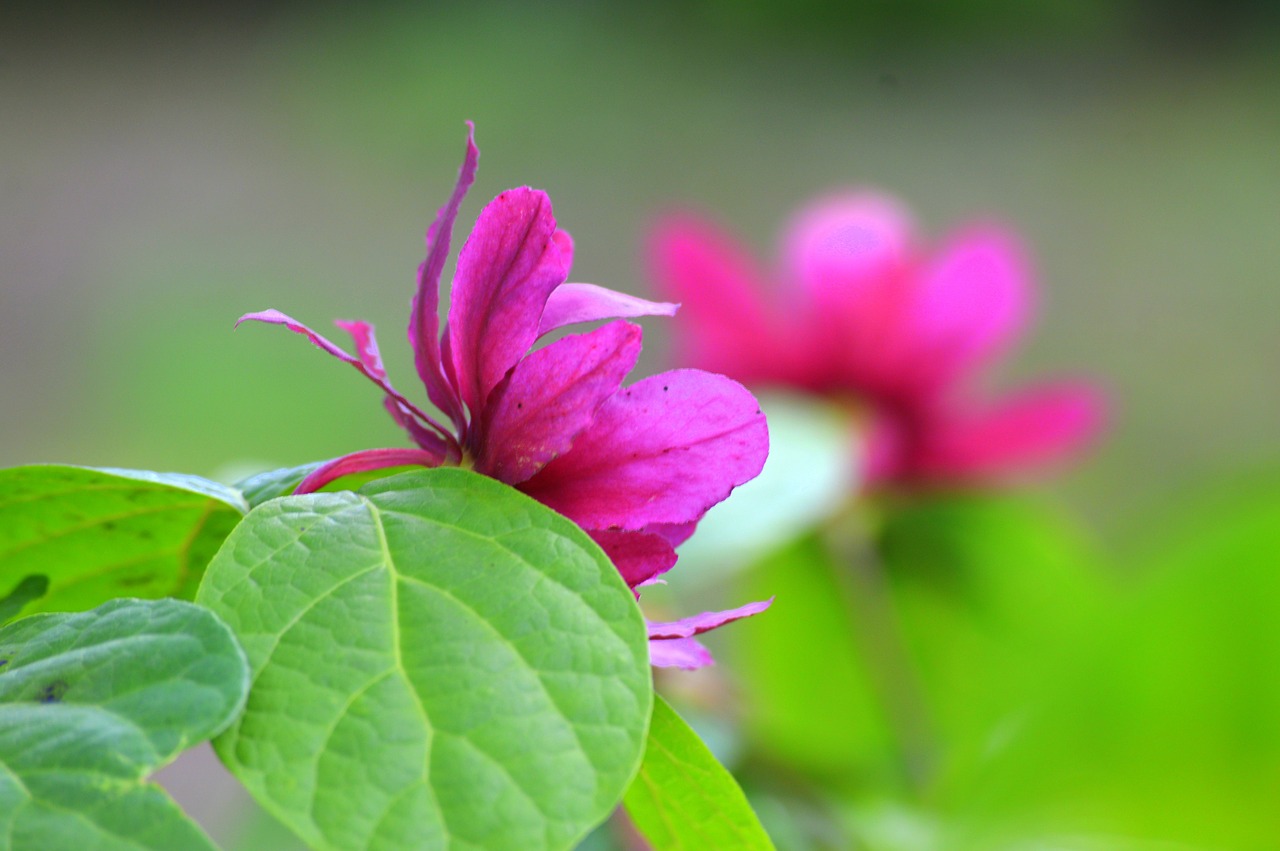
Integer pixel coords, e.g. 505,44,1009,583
241,125,771,668
650,192,1104,488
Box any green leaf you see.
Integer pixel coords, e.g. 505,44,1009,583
0,465,248,615
0,575,48,625
234,460,328,507
0,597,250,850
733,532,897,783
198,467,652,851
235,460,427,508
624,695,773,850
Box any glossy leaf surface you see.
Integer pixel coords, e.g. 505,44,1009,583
0,465,247,618
624,695,774,850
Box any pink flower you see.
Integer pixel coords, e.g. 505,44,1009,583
239,124,771,668
648,191,1105,488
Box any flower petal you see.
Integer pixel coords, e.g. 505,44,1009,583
907,225,1031,384
447,187,570,417
648,214,786,382
588,529,678,590
294,447,446,494
237,309,451,447
410,123,478,429
476,321,642,485
520,370,769,530
647,637,713,670
780,192,920,395
782,191,914,300
537,283,678,338
334,319,455,458
912,382,1106,481
645,598,774,640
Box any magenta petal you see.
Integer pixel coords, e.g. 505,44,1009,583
334,319,453,458
907,225,1030,382
645,598,774,640
782,191,913,298
588,529,678,590
447,188,570,416
520,370,769,530
476,321,642,485
915,382,1106,480
410,123,478,429
648,214,785,381
237,309,450,444
294,447,446,494
648,637,714,670
537,283,678,338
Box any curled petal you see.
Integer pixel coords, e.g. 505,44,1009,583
648,637,714,670
334,319,455,458
237,309,451,447
521,370,769,530
410,123,478,429
477,321,642,485
294,447,447,495
537,283,678,338
648,214,785,381
913,382,1107,481
447,188,570,417
588,529,678,590
645,598,774,640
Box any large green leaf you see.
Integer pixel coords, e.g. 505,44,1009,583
198,467,652,851
0,465,248,619
624,695,773,850
732,495,1108,793
949,479,1280,848
0,597,250,850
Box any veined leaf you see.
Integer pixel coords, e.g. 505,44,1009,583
198,467,652,851
0,598,250,850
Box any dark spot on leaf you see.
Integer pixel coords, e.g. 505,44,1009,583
101,521,116,531
138,529,153,540
38,680,68,704
0,659,8,668
118,573,156,587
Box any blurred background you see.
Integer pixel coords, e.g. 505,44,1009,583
4,1,1279,848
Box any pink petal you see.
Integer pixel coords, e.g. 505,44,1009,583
645,597,774,640
648,637,714,670
588,529,678,589
475,321,642,485
779,192,921,394
447,188,571,417
648,214,786,381
782,191,913,305
334,319,455,458
409,123,478,430
537,283,678,338
906,225,1031,384
294,447,446,495
520,370,769,530
914,382,1106,481
237,309,451,449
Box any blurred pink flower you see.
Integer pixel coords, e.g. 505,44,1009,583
239,124,771,668
649,192,1105,488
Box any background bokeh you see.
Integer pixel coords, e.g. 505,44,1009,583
5,2,1279,848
